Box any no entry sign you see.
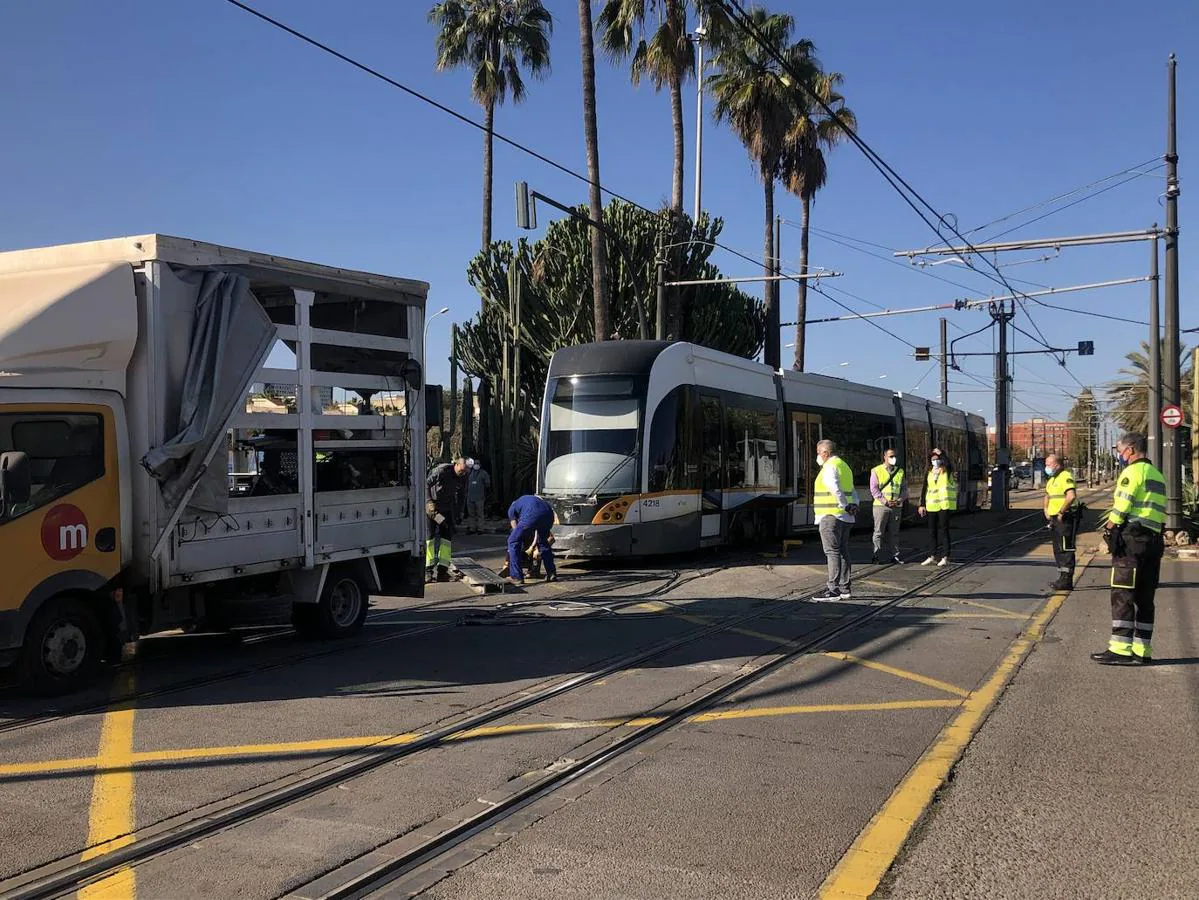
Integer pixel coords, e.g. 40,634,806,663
1161,405,1184,429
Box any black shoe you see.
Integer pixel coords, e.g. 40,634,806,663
892,554,904,565
871,554,880,564
810,589,843,601
1049,577,1072,591
545,573,558,583
1090,649,1144,666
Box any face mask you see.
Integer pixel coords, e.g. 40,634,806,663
816,455,825,467
1044,466,1056,477
931,459,942,468
885,456,897,466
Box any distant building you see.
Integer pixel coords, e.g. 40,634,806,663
264,383,334,411
987,419,1072,459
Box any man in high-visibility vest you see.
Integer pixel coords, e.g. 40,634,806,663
870,448,906,564
811,439,859,601
1093,432,1167,666
1043,453,1080,590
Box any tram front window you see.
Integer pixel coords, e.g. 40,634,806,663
542,376,641,496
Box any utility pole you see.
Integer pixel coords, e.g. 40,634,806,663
768,215,782,369
991,300,1014,511
1162,53,1183,532
939,317,948,405
655,256,667,341
692,13,706,223
1149,227,1161,467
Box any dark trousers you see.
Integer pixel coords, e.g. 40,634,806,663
508,514,556,582
1109,526,1164,658
426,516,455,572
1051,513,1079,580
927,510,951,559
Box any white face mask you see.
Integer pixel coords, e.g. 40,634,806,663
885,456,897,466
931,459,943,469
816,455,825,468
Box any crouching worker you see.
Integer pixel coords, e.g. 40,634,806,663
426,457,469,583
506,494,558,586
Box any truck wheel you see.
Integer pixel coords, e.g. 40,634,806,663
20,597,103,695
292,569,369,639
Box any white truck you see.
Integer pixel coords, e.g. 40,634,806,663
0,235,429,693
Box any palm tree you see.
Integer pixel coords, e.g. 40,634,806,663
429,0,553,251
597,0,694,214
782,70,855,372
708,7,816,368
1104,339,1193,433
578,0,611,341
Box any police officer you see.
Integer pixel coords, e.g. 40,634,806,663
425,457,469,583
870,448,906,564
1093,432,1166,666
1043,453,1079,590
506,494,558,586
811,439,859,601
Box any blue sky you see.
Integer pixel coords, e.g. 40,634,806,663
1,0,1195,422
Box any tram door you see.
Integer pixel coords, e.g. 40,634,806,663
699,395,724,541
790,411,823,528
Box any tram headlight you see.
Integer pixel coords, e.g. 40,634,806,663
592,496,634,526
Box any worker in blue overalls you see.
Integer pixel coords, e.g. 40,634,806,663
506,494,558,586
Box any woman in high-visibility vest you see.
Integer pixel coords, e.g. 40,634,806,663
918,448,958,567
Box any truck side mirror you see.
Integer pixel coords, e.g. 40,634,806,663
0,451,31,507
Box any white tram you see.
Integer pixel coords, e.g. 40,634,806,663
538,341,987,558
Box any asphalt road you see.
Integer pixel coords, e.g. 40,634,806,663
4,495,1173,900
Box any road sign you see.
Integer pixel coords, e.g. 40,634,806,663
1161,404,1184,429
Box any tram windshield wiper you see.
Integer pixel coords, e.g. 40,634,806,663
586,450,637,501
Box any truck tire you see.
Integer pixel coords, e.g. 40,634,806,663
292,568,369,639
20,596,103,695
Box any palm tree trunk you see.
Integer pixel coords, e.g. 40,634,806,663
763,176,779,369
794,193,811,371
481,97,495,252
578,0,610,342
669,72,685,214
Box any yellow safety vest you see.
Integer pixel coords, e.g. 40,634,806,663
924,470,958,512
1045,470,1077,516
1108,459,1167,533
814,456,857,519
871,464,905,502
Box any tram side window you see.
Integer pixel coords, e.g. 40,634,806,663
820,409,898,487
700,395,723,493
725,405,778,490
647,387,697,493
905,419,931,487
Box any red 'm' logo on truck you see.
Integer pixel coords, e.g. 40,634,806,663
41,504,89,561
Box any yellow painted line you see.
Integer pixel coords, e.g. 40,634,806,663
692,699,962,723
633,600,670,613
79,671,138,900
936,613,1031,621
952,599,1029,619
818,555,1093,900
822,651,971,699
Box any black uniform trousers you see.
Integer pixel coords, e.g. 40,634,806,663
1051,511,1079,580
926,510,951,560
1109,524,1164,657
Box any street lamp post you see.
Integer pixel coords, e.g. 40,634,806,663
423,307,450,400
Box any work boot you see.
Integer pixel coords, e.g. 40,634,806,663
544,573,558,583
1049,575,1073,591
424,568,437,585
436,565,452,583
1090,649,1144,666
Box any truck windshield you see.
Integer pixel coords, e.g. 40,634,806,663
541,376,641,496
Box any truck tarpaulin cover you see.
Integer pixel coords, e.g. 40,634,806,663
142,270,274,513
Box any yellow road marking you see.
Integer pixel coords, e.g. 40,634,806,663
79,671,138,900
936,613,1030,620
692,699,961,723
633,600,670,613
822,652,971,698
952,600,1029,619
817,556,1092,900
1,700,959,780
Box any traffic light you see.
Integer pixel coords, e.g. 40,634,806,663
1077,340,1094,356
515,181,536,230
915,347,930,361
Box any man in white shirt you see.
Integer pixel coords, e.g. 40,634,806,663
811,439,859,601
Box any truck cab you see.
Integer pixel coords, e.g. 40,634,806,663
0,236,429,694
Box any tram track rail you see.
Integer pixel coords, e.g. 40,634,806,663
0,509,1054,900
0,564,702,739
